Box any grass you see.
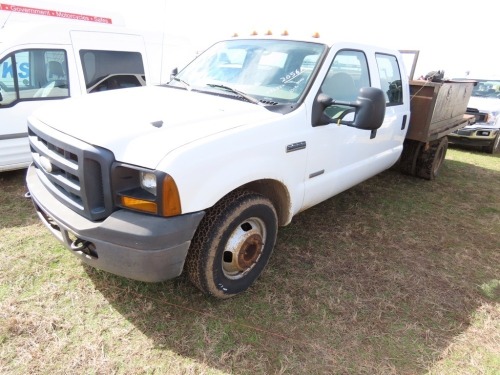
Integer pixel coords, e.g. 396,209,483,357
1,146,499,374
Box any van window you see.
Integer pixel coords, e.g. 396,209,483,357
79,50,145,93
0,49,69,107
375,53,403,106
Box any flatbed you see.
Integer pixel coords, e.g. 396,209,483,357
398,79,476,180
407,79,475,142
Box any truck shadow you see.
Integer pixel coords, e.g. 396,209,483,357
84,159,499,374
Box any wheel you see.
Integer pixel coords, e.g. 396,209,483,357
485,132,500,154
185,190,278,299
415,137,448,180
399,139,423,176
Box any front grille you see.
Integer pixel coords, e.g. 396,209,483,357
28,120,115,221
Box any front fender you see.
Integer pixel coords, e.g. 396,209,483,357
156,110,309,222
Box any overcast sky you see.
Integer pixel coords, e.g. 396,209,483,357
6,0,498,79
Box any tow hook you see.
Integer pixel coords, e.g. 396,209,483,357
71,238,98,259
24,191,31,199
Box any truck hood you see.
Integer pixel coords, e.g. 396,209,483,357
32,85,280,168
467,96,500,113
466,96,500,128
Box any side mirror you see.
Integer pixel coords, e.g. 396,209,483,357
351,87,386,130
316,87,386,130
170,67,179,81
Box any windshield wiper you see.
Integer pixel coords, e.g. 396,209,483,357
206,83,262,105
171,76,191,90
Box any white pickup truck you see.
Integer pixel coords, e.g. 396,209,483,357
448,78,500,153
25,34,475,298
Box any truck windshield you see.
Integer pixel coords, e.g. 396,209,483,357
170,39,326,105
470,80,500,99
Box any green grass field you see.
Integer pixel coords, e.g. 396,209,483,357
1,147,499,374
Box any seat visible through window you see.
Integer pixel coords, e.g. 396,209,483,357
47,61,65,80
322,72,357,101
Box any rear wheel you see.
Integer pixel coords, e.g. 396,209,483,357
415,137,448,180
399,139,423,176
185,190,278,299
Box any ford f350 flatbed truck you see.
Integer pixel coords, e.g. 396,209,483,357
25,34,475,298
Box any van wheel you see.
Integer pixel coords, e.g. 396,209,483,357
416,137,448,180
485,133,500,154
185,190,278,299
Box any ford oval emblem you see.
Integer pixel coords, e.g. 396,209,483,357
40,156,53,173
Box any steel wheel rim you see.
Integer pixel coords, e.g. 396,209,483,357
222,217,266,279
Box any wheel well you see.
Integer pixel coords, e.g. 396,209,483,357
239,179,291,226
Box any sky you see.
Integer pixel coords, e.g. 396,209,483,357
4,0,498,79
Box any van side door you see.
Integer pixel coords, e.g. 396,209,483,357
0,48,71,171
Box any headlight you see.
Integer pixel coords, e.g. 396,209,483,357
112,164,181,217
140,171,157,195
486,111,498,125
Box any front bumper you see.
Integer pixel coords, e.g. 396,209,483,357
448,127,499,147
26,164,204,282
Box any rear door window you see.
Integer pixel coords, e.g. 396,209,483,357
375,53,403,106
79,50,145,93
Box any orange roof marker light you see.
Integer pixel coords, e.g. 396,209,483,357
251,30,258,36
265,30,272,35
232,32,238,37
312,32,321,38
281,30,289,36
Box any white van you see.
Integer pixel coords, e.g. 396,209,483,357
0,2,192,172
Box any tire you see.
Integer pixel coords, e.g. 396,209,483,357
415,137,448,180
399,139,423,176
185,190,278,299
485,132,500,154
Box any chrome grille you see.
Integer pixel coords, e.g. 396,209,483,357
28,120,115,221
